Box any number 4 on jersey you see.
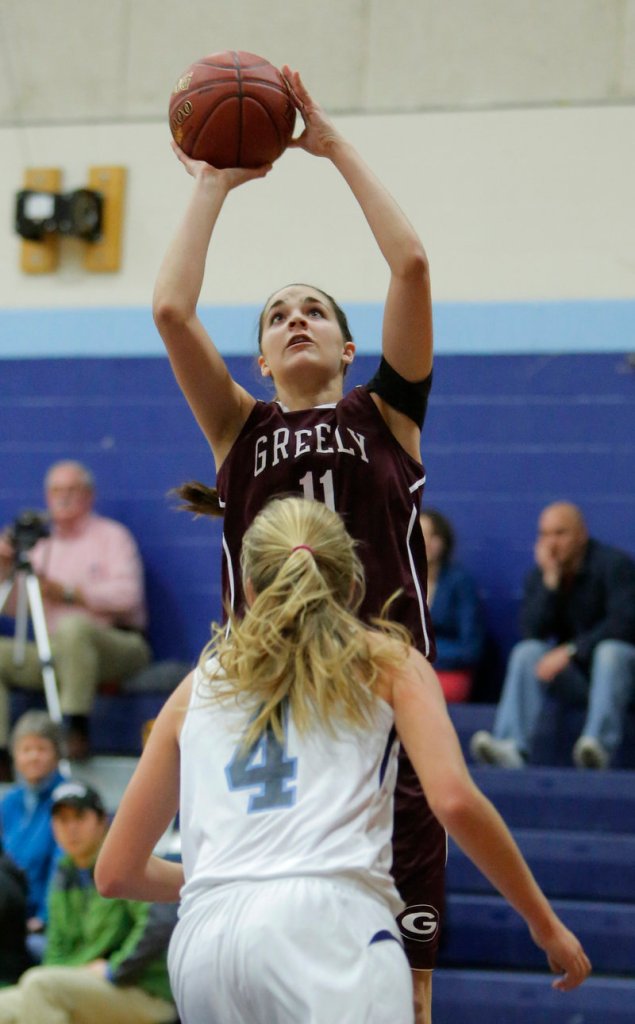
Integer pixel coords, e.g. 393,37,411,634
226,723,298,813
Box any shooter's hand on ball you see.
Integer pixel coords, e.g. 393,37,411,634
170,140,272,189
282,66,344,157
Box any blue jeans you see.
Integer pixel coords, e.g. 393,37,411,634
493,638,635,757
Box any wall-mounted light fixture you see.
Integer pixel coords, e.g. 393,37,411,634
16,166,126,274
15,188,103,242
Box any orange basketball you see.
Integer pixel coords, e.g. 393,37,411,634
169,50,296,169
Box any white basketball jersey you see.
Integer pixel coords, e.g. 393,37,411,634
177,664,403,919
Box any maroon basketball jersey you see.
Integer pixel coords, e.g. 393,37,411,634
217,384,435,660
217,381,446,969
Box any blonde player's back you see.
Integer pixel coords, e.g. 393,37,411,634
177,662,403,917
168,661,414,1023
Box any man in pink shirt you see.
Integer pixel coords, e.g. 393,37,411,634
0,461,151,778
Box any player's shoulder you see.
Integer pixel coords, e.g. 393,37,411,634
393,644,437,691
233,396,285,432
343,383,423,463
365,629,415,705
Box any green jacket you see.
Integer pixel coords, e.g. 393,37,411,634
45,853,176,1005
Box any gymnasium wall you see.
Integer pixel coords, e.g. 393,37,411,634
2,350,634,679
1,105,634,683
2,105,635,324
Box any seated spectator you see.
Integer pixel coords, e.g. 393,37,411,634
0,460,152,776
420,508,486,701
471,501,635,769
0,712,66,961
0,780,176,1023
0,839,32,987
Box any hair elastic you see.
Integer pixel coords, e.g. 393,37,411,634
291,545,315,556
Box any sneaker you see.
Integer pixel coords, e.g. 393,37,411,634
572,736,609,770
469,731,526,769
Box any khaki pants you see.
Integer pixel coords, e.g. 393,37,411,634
0,966,176,1024
0,614,151,746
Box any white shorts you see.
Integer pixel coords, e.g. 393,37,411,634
168,876,414,1024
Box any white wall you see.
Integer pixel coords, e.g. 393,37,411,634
2,103,634,315
2,2,634,356
2,0,634,122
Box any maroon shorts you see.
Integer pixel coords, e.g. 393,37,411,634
392,749,447,970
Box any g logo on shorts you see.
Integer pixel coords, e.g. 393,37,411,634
397,904,440,944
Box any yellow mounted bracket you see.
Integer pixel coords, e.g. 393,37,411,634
20,168,62,274
83,165,126,272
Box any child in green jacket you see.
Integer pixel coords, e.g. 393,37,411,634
0,780,176,1024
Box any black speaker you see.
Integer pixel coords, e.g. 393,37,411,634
15,188,103,242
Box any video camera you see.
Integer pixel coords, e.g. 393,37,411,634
9,509,50,556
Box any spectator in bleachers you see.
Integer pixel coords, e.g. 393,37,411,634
0,712,65,961
0,779,176,1023
0,460,151,776
420,508,486,702
471,501,635,769
0,838,32,987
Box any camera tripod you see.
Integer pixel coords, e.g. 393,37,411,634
0,549,70,775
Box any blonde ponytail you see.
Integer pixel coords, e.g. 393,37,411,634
199,497,410,748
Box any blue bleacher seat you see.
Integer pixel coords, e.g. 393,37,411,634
440,894,635,974
433,970,635,1024
448,828,635,901
441,703,635,1022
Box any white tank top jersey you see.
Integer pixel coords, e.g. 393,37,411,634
177,663,404,920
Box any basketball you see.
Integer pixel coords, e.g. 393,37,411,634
169,50,296,169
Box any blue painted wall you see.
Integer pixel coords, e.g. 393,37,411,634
1,299,634,357
2,350,634,692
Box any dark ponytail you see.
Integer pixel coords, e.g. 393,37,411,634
170,480,224,518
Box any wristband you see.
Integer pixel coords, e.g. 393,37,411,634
62,586,76,605
565,642,577,658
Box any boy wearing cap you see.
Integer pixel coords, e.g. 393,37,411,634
0,781,176,1024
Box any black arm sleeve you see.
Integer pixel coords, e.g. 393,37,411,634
366,357,432,429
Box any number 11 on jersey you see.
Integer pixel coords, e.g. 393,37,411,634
299,469,335,511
